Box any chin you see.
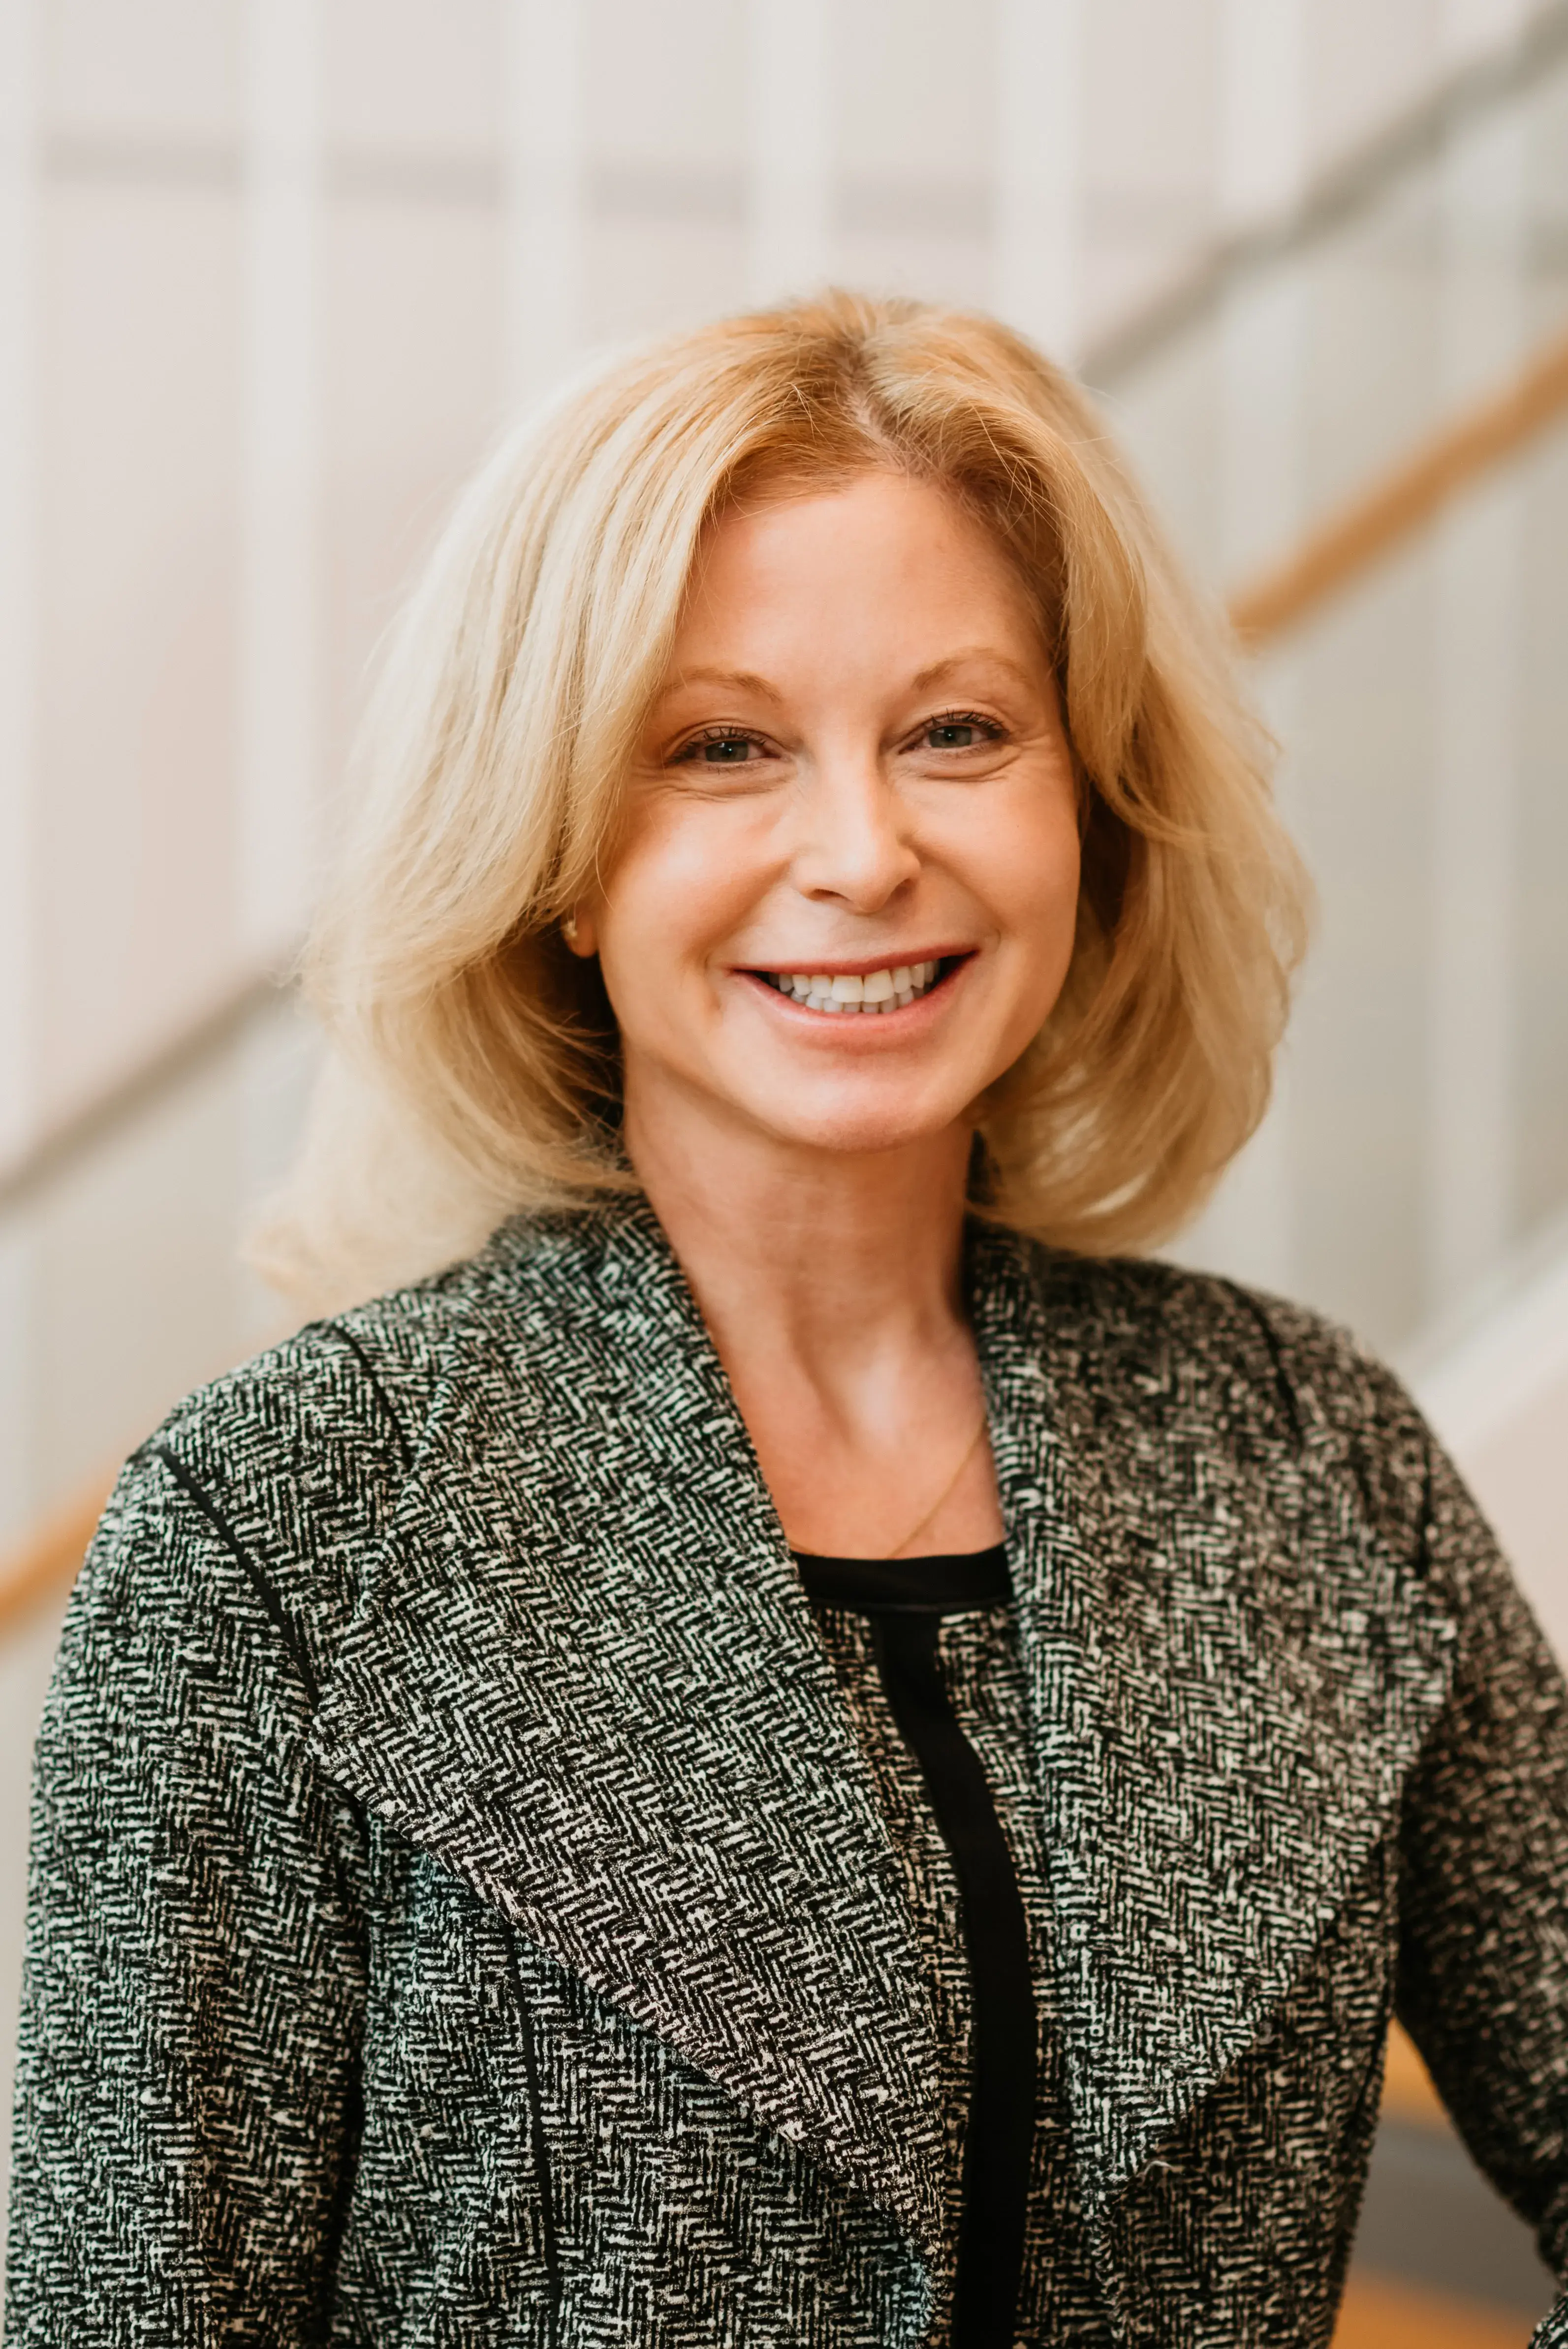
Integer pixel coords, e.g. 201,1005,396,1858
748,1089,971,1162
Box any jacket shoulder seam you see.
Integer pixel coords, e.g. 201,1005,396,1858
145,1442,321,1706
1215,1278,1308,1447
313,1320,416,1471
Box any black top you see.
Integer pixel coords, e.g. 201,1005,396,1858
794,1546,1036,2349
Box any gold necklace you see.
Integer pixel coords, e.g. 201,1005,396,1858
886,1413,990,1559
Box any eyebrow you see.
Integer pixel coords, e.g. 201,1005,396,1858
657,666,786,703
907,650,1041,693
655,650,1038,706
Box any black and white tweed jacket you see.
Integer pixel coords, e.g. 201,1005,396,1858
9,1199,1568,2346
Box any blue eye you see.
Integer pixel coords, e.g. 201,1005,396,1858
675,731,762,766
927,722,979,749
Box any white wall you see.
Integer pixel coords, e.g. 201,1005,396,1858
1415,1223,1568,1660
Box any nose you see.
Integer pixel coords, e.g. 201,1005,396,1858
788,748,920,912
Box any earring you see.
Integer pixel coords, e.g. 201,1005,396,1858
562,911,580,945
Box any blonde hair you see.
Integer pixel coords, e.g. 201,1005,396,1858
260,290,1310,1310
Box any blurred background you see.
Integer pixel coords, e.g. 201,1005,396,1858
1,0,1567,2333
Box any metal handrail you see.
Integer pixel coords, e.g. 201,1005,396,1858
0,965,293,1221
1082,0,1568,389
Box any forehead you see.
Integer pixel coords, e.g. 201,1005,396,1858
671,471,1042,668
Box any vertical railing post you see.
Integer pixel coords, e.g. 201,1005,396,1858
745,0,832,308
1212,272,1308,1297
0,0,38,1169
504,0,587,408
1180,0,1308,1295
1218,0,1306,228
1426,90,1525,1315
0,0,40,1548
239,0,322,968
994,0,1085,367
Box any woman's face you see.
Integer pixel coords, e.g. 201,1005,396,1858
571,470,1083,1172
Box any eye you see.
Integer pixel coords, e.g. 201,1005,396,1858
674,728,770,767
921,713,1004,752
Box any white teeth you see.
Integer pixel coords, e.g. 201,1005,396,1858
764,958,947,1012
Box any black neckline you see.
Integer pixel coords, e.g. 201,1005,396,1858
791,1543,1010,1616
798,1539,1035,2342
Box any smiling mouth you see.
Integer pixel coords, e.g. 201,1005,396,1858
751,957,964,1014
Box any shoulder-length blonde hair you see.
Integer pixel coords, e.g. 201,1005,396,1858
261,290,1309,1310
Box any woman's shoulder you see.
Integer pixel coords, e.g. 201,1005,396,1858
1007,1234,1435,1529
983,1237,1491,1647
145,1208,588,1481
1010,1230,1392,1398
73,1244,503,1681
103,1206,614,1589
46,1217,631,1779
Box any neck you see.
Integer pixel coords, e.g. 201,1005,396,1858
624,1090,974,1403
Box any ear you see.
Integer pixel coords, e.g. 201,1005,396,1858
562,908,600,958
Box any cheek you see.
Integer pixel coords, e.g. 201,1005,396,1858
985,794,1083,986
596,800,765,985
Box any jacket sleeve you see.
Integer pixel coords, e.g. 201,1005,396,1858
5,1443,370,2345
1394,1430,1568,2347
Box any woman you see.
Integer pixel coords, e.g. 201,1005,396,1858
9,293,1568,2348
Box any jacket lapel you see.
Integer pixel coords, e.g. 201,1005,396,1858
307,1203,946,2256
969,1226,1457,2212
308,1197,1458,2260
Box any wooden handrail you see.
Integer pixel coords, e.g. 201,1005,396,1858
0,1473,116,1636
1331,2274,1530,2347
1230,322,1568,645
1382,2020,1448,2128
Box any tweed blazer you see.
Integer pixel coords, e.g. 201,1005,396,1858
9,1200,1568,2347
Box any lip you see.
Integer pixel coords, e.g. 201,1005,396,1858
733,946,975,981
